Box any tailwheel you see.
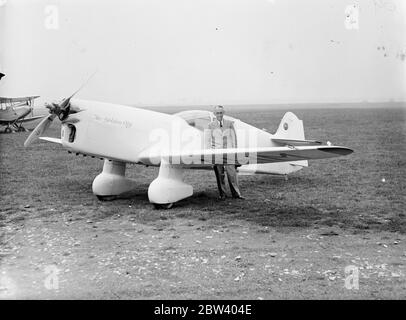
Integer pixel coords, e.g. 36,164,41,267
96,195,117,201
153,203,174,210
4,127,12,133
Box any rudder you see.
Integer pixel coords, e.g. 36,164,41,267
274,112,305,140
273,112,308,168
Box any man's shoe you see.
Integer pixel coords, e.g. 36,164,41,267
219,195,226,200
233,195,245,200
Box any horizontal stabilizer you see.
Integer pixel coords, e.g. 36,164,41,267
39,137,62,144
272,138,322,146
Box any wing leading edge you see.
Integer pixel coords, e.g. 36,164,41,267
138,145,353,166
39,137,62,144
0,96,40,103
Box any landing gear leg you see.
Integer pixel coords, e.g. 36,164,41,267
13,121,27,132
148,159,193,207
17,126,27,132
92,160,137,201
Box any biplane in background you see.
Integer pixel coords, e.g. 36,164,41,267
0,96,43,133
0,73,43,133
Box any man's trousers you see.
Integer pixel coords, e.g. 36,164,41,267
213,164,242,198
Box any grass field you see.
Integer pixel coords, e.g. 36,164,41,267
1,105,405,299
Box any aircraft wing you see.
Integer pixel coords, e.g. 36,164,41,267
138,145,353,166
39,137,62,144
0,96,40,103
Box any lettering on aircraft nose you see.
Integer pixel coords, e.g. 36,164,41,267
93,114,132,128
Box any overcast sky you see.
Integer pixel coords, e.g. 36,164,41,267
0,0,405,106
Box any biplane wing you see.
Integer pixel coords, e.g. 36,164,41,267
0,96,40,104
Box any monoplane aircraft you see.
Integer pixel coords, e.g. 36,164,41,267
24,90,353,208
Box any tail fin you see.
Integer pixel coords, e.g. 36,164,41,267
274,112,308,168
274,112,305,140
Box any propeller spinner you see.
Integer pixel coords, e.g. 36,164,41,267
24,95,74,147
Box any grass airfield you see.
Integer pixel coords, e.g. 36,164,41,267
0,104,405,299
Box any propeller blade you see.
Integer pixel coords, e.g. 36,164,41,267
24,72,98,146
60,71,98,110
24,114,56,147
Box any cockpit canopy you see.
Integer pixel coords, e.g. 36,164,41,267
175,109,237,132
174,110,214,132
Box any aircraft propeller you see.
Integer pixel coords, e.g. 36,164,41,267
24,72,97,147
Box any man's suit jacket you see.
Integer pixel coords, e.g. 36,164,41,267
206,118,237,149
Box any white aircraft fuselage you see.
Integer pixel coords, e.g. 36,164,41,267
64,100,306,174
27,98,352,206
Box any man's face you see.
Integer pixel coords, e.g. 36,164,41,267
214,108,224,122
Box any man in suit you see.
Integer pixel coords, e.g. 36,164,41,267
206,105,244,200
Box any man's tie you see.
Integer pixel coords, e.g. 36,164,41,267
220,120,223,128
